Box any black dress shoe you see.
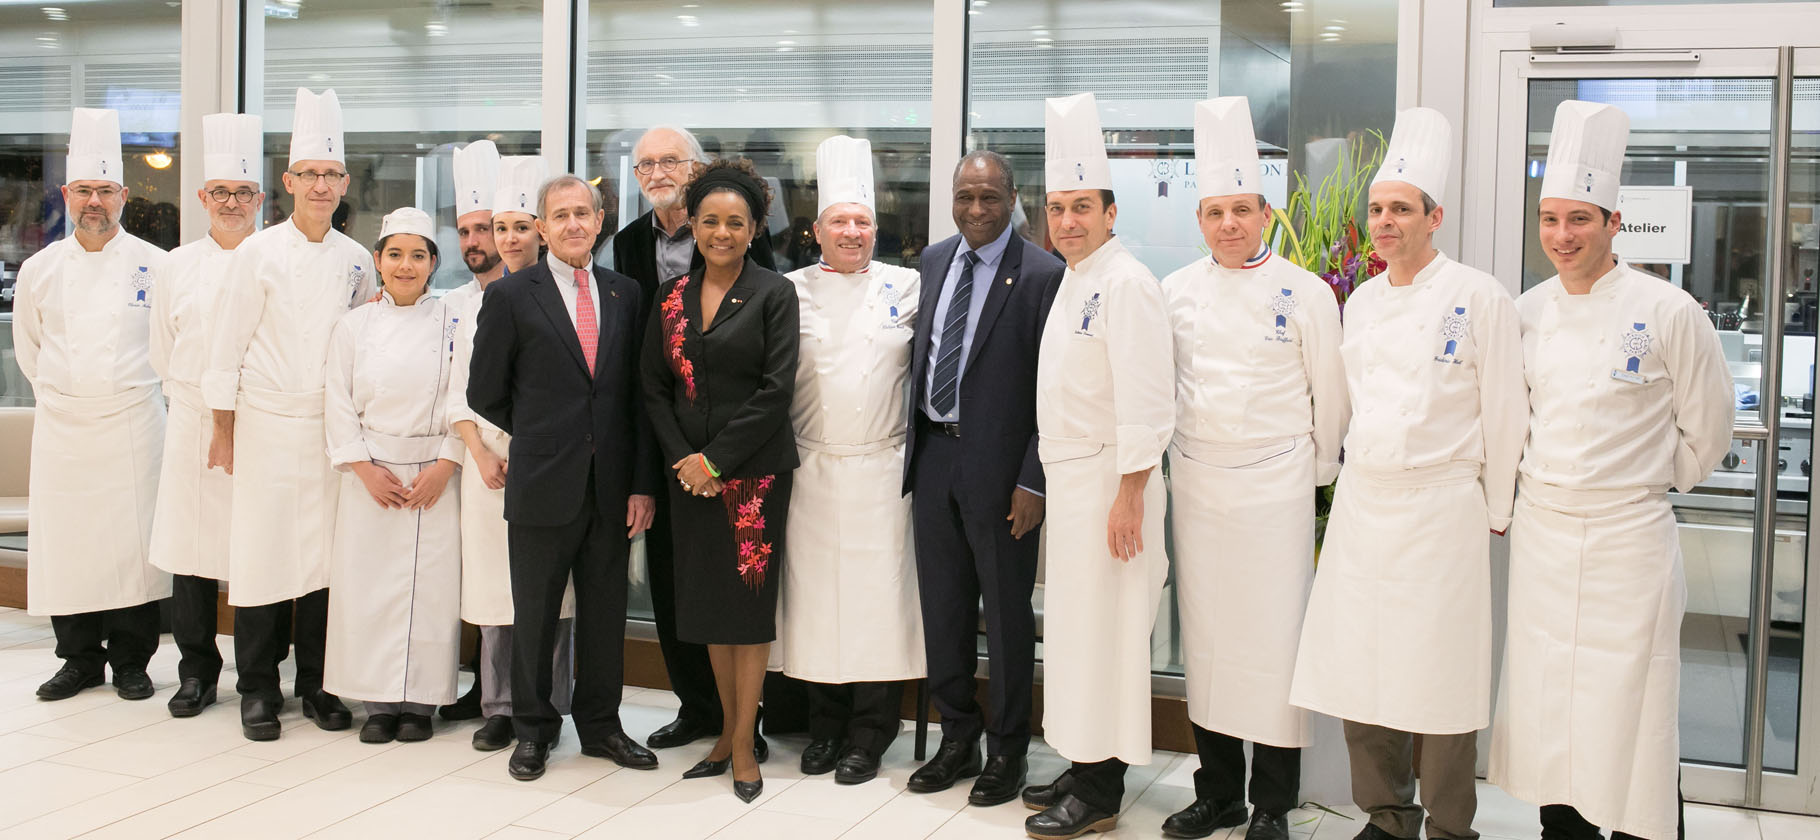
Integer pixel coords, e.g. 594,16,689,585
1244,810,1290,840
36,666,103,701
733,777,763,803
300,691,352,731
240,695,282,741
834,745,880,785
907,738,982,793
580,731,659,769
396,713,434,742
439,679,482,721
1025,794,1117,839
112,670,155,700
167,678,217,717
1352,824,1417,840
360,713,400,743
969,754,1028,807
682,755,732,779
646,716,717,749
473,715,515,751
508,740,551,781
800,738,844,775
1022,770,1075,811
1160,797,1247,839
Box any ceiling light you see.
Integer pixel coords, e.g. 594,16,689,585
776,39,795,45
144,151,172,170
1034,42,1051,48
653,73,673,80
776,46,793,52
1324,24,1346,31
425,22,447,36
1032,36,1052,42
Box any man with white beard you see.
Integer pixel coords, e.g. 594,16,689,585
16,107,170,702
150,112,264,719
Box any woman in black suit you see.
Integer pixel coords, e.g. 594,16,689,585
642,158,799,802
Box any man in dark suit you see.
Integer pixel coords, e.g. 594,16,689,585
468,173,660,782
608,126,790,750
903,150,1065,806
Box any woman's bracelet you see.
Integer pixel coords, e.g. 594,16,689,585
698,453,720,478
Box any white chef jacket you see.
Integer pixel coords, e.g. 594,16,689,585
14,231,172,615
775,260,926,683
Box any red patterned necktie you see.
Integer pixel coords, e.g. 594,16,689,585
573,267,598,376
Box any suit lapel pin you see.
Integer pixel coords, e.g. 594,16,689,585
1004,277,1013,285
611,289,620,297
731,297,743,304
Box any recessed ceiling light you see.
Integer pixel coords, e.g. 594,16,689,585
653,73,673,80
1032,36,1052,43
776,39,796,45
1324,24,1346,31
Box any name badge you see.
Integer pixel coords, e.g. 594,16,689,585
1611,369,1647,385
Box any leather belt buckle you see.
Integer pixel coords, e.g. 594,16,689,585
935,422,961,439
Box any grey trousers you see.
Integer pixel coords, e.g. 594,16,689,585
367,701,436,715
480,620,574,718
1343,720,1480,840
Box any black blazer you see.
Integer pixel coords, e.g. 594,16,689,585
467,259,658,527
641,259,800,480
612,210,778,306
901,233,1065,514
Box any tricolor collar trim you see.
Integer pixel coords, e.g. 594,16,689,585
818,260,869,274
1214,243,1272,270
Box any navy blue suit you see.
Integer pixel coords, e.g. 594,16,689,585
902,232,1064,756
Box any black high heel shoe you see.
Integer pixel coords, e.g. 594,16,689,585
734,778,763,803
682,755,731,779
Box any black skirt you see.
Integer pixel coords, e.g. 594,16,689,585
669,472,792,645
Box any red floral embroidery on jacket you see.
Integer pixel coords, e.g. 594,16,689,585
660,277,696,400
721,475,776,588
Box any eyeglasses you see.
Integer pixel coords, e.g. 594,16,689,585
288,169,348,186
633,157,693,176
206,188,260,205
67,185,120,201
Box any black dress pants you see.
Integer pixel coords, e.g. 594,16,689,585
170,574,223,685
1067,758,1129,814
508,471,629,744
233,588,327,702
51,601,160,676
911,428,1040,757
1191,725,1301,815
806,680,904,756
645,493,723,727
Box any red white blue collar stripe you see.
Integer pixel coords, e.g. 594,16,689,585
818,260,869,274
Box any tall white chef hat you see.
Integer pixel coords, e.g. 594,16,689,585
1194,97,1261,200
288,87,345,166
378,206,436,246
815,135,875,216
1539,99,1629,212
202,113,263,184
1044,92,1112,194
453,139,500,219
1372,106,1452,204
66,107,123,186
492,156,548,218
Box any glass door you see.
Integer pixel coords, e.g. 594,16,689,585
1494,46,1820,812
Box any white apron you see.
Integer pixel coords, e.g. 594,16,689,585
1169,436,1314,747
149,235,235,580
1490,481,1683,840
321,294,465,705
225,389,339,606
27,388,169,615
12,233,172,616
1040,450,1168,764
776,262,924,683
1290,461,1493,734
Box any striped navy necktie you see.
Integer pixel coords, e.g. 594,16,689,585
929,250,980,416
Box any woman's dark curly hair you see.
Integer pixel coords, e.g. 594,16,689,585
683,157,773,223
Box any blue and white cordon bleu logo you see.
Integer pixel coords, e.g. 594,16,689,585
1612,321,1652,384
1075,292,1102,336
128,265,152,308
1267,289,1297,343
1434,306,1468,365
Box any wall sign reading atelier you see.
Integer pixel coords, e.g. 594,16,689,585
1614,185,1693,264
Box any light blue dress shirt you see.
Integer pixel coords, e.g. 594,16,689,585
923,225,1014,423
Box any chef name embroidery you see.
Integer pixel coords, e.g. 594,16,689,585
880,281,902,328
1267,289,1296,343
128,266,152,309
1613,322,1651,384
1434,306,1468,365
1075,292,1102,336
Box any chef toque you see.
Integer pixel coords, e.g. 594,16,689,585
453,139,500,218
492,156,549,218
1044,93,1112,194
815,135,875,216
1194,97,1261,200
289,87,345,166
378,206,436,245
202,113,263,184
66,108,123,186
1372,106,1452,204
1539,99,1629,212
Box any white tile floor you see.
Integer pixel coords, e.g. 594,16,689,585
0,605,1815,840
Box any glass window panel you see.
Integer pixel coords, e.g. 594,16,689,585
1497,0,1809,6
260,0,544,292
0,0,180,408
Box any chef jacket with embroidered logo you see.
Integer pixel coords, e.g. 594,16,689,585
1161,248,1347,484
1338,252,1528,530
153,235,235,396
203,218,375,410
14,231,164,399
1517,261,1732,493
